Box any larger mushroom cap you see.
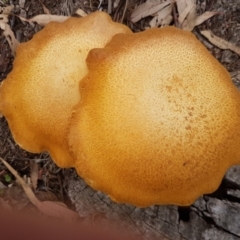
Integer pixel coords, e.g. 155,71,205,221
0,12,132,168
69,26,240,206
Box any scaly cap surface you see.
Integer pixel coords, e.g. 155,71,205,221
69,26,240,206
0,12,132,167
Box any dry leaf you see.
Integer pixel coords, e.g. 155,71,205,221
17,8,87,27
131,0,217,31
18,14,69,26
0,5,14,15
195,11,219,26
30,161,39,190
176,0,196,30
130,0,175,23
0,14,9,23
19,0,25,8
149,3,173,28
75,8,88,17
176,0,218,31
113,0,121,9
38,0,51,15
0,5,19,55
0,22,19,55
0,158,79,221
201,30,240,56
36,191,58,202
0,7,12,27
177,0,195,25
182,6,196,31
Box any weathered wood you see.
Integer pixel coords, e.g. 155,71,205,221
67,166,240,240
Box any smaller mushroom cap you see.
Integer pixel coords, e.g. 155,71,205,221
68,26,240,206
0,12,132,168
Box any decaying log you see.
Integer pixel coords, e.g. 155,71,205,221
67,165,240,240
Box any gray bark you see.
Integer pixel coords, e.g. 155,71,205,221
66,166,240,240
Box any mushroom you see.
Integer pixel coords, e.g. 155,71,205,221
0,12,132,168
68,26,240,206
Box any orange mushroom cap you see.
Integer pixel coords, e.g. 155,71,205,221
0,12,132,168
68,26,240,206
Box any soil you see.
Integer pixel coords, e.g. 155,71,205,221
0,0,240,218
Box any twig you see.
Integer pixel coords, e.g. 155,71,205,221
98,0,104,10
172,2,179,27
121,0,128,23
108,0,112,14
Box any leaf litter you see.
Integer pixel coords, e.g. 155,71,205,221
1,0,236,58
18,14,69,26
130,0,219,31
0,157,79,221
130,0,175,23
201,30,240,56
0,2,87,56
148,3,174,28
38,0,51,15
129,0,239,56
0,5,19,55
